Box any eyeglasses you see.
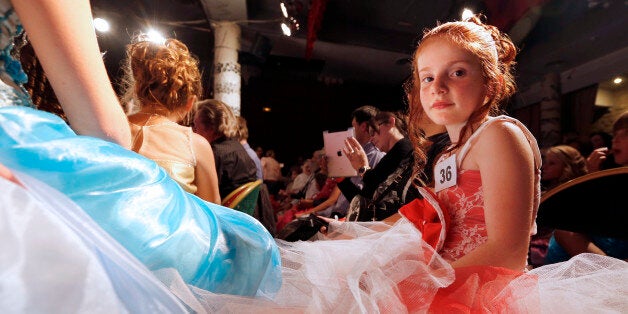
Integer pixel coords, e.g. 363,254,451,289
368,122,387,136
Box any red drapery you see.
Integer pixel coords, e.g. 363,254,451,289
305,0,328,60
484,0,549,32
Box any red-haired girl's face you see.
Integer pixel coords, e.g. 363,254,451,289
416,37,487,128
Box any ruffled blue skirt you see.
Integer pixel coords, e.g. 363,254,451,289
0,106,281,297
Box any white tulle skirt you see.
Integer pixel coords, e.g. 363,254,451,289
0,172,186,313
158,219,628,313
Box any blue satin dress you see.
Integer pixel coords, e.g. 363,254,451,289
0,1,280,298
0,107,282,297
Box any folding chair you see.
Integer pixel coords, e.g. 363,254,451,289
222,180,263,216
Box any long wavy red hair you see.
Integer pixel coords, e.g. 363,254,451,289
407,15,518,180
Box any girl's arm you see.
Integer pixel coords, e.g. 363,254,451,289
192,133,221,204
13,0,131,147
451,121,536,271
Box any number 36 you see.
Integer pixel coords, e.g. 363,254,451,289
439,165,452,184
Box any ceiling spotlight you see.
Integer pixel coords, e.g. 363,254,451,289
461,8,474,20
262,107,272,112
280,2,288,18
93,17,110,33
613,77,623,84
280,23,291,36
144,29,166,45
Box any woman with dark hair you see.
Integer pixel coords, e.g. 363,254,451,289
341,111,420,221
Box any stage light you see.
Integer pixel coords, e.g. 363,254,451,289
279,1,301,37
93,17,110,33
280,2,288,18
145,29,166,45
613,77,623,84
462,8,474,20
281,23,291,36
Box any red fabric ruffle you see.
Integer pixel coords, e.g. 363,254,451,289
398,266,539,313
399,189,449,250
429,266,540,313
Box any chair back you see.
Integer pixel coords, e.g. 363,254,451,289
537,167,628,239
222,180,263,216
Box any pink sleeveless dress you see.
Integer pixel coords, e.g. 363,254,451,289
406,116,544,311
437,116,541,262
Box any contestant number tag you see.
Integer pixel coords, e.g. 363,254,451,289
434,154,457,192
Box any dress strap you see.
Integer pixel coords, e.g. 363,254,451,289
456,115,540,168
456,117,500,166
186,126,197,165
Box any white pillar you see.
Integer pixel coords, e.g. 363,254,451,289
212,22,241,116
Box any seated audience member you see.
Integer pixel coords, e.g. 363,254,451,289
284,164,302,191
303,106,386,218
529,145,588,267
309,171,336,206
296,155,331,203
561,131,586,155
545,111,628,264
262,149,283,195
255,146,264,159
124,38,221,204
276,156,338,230
274,158,316,215
298,186,343,218
236,116,263,180
541,145,588,191
310,149,325,174
234,115,277,235
341,111,420,221
590,131,613,150
303,152,327,199
296,156,338,215
286,159,315,198
587,130,622,173
193,99,257,198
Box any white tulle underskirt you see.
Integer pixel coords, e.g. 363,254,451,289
161,220,628,313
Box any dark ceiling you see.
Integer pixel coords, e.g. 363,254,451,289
91,0,628,89
90,0,628,165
